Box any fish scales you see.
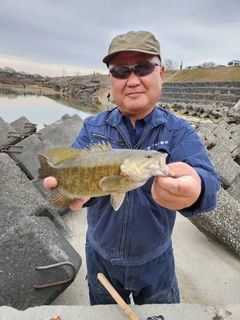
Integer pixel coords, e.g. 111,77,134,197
38,142,169,211
54,150,131,196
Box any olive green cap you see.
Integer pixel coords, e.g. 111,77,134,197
103,30,161,66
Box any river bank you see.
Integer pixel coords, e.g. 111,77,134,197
0,83,59,96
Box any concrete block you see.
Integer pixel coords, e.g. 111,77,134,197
9,136,54,179
0,216,81,310
0,303,240,320
227,178,240,204
209,146,240,187
190,188,240,259
38,115,83,146
0,117,19,148
10,115,33,136
0,153,48,217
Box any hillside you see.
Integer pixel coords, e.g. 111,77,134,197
49,66,240,84
0,66,239,107
164,66,240,82
0,65,240,85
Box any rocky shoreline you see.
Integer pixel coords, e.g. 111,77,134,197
0,111,239,310
0,75,240,310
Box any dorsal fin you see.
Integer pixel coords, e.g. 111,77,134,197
40,147,81,165
39,142,112,166
83,141,112,153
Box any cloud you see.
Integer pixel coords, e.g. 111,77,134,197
0,0,239,76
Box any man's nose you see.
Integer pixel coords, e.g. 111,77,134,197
126,69,141,84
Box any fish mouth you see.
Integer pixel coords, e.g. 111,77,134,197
149,158,169,177
158,157,169,176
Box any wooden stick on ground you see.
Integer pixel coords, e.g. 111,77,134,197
97,273,140,320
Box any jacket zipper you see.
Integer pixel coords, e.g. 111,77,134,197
116,127,132,149
116,126,132,257
117,125,155,258
119,192,130,257
134,125,154,149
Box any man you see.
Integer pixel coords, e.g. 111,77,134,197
44,31,220,305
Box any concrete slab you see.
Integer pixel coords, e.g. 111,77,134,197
50,210,240,308
0,303,239,320
0,117,19,148
38,116,83,146
190,188,240,259
0,216,82,310
9,137,54,179
0,153,48,217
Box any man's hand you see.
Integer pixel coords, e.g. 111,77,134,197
43,177,90,211
151,162,202,210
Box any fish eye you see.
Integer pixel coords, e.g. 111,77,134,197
145,154,152,159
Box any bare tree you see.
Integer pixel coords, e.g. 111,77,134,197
201,61,215,68
163,59,178,70
4,67,16,74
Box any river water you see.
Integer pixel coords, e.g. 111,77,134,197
0,90,99,125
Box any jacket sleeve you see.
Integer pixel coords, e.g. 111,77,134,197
179,167,221,217
167,120,221,217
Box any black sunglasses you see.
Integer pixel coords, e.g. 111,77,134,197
109,61,161,79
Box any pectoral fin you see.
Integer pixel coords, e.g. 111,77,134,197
99,175,128,191
111,192,126,211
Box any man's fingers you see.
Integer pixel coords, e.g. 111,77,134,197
70,198,90,211
43,177,90,210
43,177,58,189
167,162,196,178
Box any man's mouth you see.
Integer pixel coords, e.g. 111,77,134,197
126,92,143,98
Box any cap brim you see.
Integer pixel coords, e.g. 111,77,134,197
103,49,160,65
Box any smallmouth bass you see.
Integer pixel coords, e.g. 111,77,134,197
38,142,169,211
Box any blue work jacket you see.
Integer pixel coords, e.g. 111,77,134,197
72,107,220,266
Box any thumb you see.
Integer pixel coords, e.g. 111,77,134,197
167,162,195,178
43,176,58,189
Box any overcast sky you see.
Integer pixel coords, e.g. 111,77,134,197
0,0,240,77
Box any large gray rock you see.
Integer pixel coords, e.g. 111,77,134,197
1,109,240,312
8,114,83,181
190,188,240,259
0,115,84,310
0,153,48,217
229,123,240,146
0,216,81,310
227,178,240,204
10,115,35,136
193,119,240,259
196,121,218,149
0,117,19,148
9,135,55,179
209,142,240,188
37,115,83,145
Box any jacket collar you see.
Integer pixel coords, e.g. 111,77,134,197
106,106,168,128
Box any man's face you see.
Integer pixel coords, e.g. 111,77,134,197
109,51,164,120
